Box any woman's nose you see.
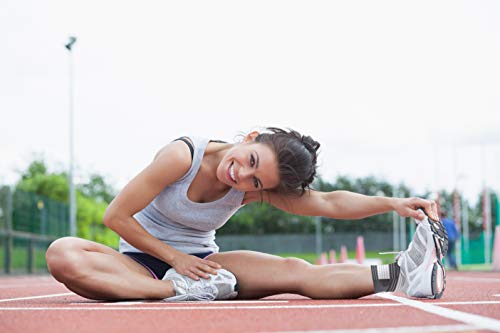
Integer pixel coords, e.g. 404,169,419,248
238,167,253,180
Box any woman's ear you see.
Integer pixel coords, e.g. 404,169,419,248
243,131,260,143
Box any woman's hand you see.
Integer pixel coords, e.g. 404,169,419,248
170,251,222,281
393,197,439,221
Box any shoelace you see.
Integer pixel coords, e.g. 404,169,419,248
188,285,217,301
167,277,217,302
379,251,403,261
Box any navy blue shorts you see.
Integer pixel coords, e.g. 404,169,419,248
123,251,214,280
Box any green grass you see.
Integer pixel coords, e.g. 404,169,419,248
456,263,493,271
0,247,49,272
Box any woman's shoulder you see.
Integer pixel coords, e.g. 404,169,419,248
153,139,194,170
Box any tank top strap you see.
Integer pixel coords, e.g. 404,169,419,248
177,136,209,183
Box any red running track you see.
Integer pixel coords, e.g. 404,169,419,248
0,271,499,333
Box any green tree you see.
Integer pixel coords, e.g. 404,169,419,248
16,159,69,202
14,159,118,247
21,159,47,180
78,174,116,203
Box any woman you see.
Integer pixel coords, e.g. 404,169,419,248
46,128,447,301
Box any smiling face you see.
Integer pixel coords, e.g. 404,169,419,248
216,141,280,192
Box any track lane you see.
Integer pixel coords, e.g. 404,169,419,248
0,271,499,333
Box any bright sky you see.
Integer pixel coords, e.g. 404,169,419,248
1,0,499,204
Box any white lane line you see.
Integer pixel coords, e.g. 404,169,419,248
263,324,476,333
102,301,145,306
202,300,290,304
0,283,58,289
2,300,500,311
378,293,500,333
438,300,500,305
73,300,500,307
0,293,74,303
448,276,500,283
100,300,290,306
0,304,403,311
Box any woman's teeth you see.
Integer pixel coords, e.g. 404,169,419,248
229,163,236,182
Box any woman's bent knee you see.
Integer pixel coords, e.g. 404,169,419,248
46,237,81,266
46,237,87,282
283,257,311,271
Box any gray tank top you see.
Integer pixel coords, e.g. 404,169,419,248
119,136,245,254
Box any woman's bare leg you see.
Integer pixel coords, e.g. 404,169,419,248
46,237,175,300
207,251,374,299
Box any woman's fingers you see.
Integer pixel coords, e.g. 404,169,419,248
204,259,222,269
199,263,219,276
192,268,210,279
413,208,425,220
178,267,199,280
190,260,221,279
420,199,439,220
410,197,439,220
172,255,223,280
430,201,439,220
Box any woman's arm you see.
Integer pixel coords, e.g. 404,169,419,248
257,190,438,220
103,141,221,279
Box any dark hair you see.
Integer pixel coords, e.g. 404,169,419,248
255,127,320,196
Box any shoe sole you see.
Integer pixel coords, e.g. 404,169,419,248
428,215,449,259
429,262,446,299
418,208,449,259
417,208,448,299
426,213,448,299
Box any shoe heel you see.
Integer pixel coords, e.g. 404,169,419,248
430,262,446,299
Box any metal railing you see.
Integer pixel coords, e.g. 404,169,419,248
0,186,67,274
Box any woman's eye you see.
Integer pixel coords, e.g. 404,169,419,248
250,155,255,167
253,177,259,189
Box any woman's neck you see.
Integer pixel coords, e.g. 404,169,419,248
201,142,234,191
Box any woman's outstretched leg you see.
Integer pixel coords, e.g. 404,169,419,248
46,237,175,300
206,251,374,299
208,210,446,301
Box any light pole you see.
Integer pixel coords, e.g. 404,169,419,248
392,188,400,251
65,36,77,236
315,216,322,256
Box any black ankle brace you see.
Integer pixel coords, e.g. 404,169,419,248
371,263,400,293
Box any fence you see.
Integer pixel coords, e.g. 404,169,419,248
217,232,393,253
217,226,497,266
460,232,496,265
0,186,68,274
0,184,497,273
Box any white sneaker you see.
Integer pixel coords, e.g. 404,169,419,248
396,209,448,299
163,268,239,302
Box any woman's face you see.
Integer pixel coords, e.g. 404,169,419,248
216,141,280,192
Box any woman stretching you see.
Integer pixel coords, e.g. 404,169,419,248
46,128,447,301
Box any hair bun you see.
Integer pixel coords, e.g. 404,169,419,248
300,135,320,161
